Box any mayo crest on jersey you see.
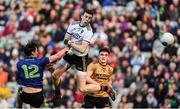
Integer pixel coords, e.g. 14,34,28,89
67,21,93,56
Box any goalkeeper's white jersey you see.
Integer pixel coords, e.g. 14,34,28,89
66,21,93,56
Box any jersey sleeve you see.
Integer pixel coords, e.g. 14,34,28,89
66,23,73,35
109,66,114,76
39,57,49,66
83,31,93,43
87,63,96,73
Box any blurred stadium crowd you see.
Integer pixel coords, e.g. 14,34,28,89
0,0,179,108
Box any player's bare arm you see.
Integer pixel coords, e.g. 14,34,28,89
49,47,69,63
86,71,99,85
70,41,89,53
63,33,90,53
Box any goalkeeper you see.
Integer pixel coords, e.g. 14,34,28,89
52,9,116,101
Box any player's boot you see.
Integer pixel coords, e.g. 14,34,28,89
49,89,62,102
49,94,62,102
107,83,116,101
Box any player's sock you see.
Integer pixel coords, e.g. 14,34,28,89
50,88,61,102
54,77,61,96
55,89,60,96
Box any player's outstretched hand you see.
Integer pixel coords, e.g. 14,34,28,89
64,39,72,46
65,49,73,56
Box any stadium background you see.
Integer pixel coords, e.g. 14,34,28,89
0,0,179,108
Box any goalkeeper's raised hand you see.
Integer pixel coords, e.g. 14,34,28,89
64,39,72,46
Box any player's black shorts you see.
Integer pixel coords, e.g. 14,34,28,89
82,95,110,108
63,54,88,71
18,88,44,108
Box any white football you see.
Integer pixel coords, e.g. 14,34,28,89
160,32,174,46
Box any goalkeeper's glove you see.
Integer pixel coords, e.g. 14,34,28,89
65,49,73,56
64,39,72,46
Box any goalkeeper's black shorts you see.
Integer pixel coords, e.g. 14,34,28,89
63,54,88,72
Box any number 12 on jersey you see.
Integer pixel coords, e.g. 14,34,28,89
21,65,40,78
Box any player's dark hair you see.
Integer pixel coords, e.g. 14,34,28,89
24,41,38,56
84,9,94,15
99,48,110,54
